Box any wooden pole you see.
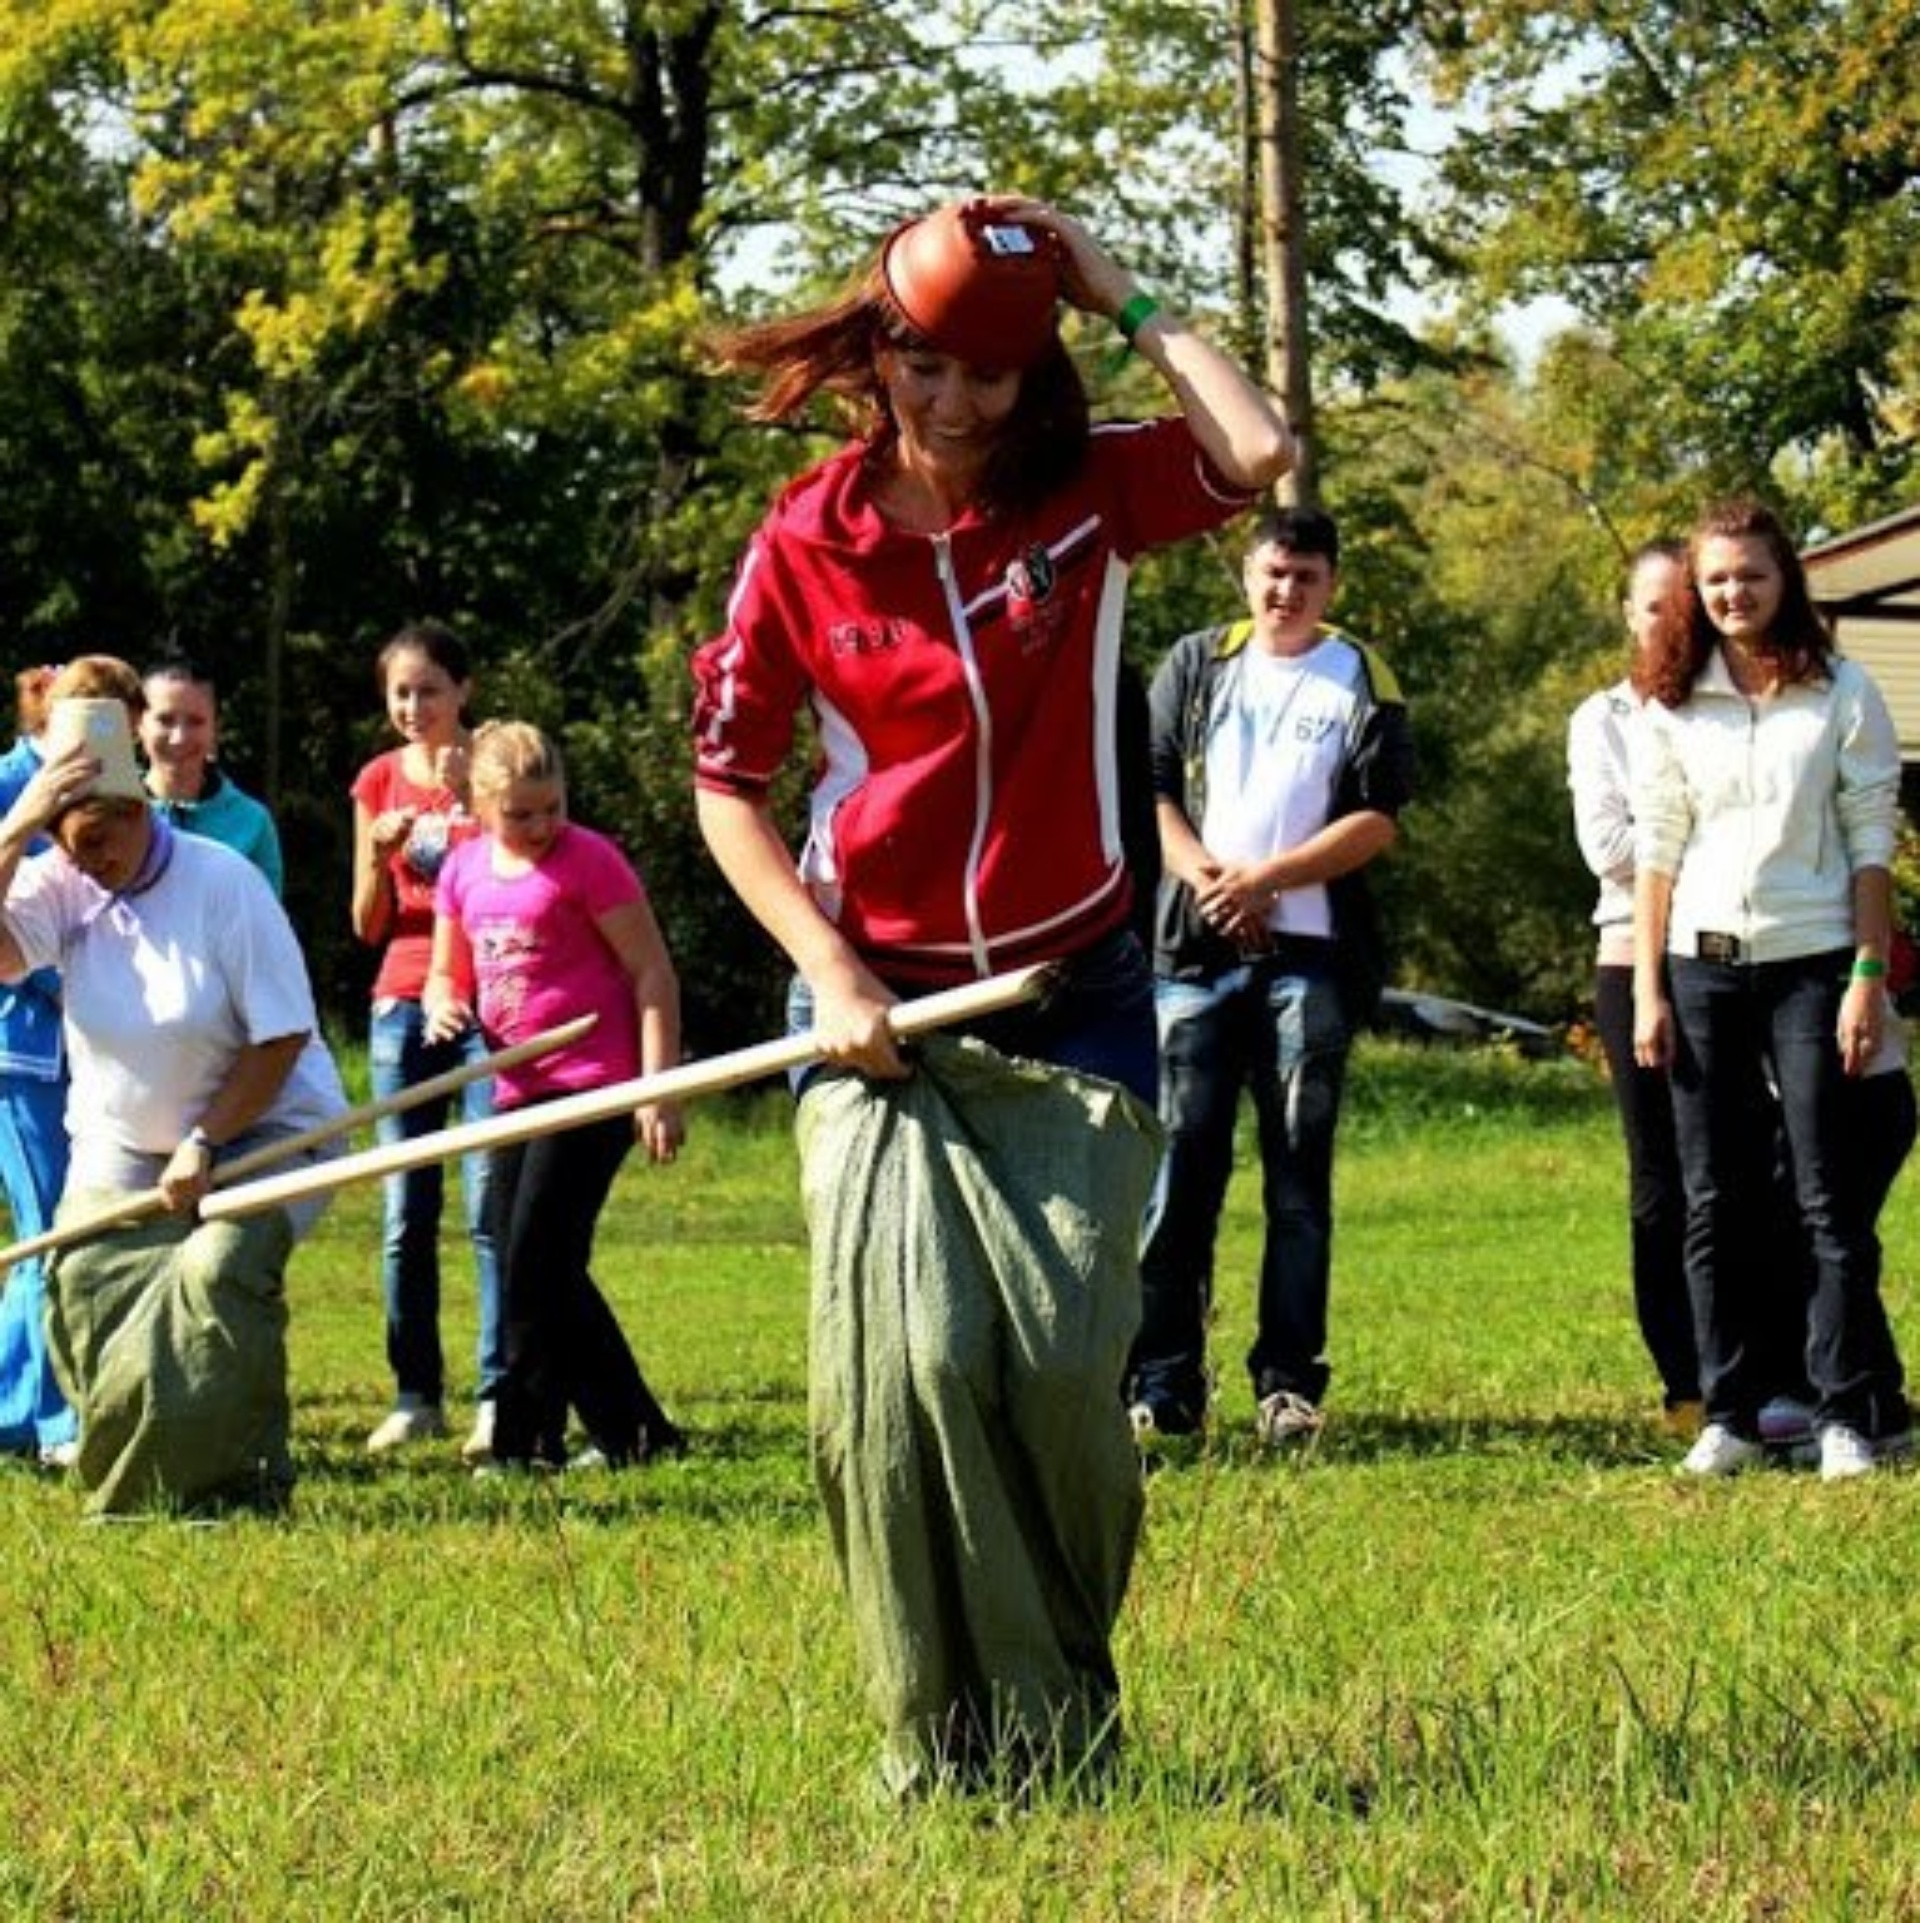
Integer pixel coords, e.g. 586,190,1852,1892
201,963,1058,1226
1252,0,1317,507
0,1012,599,1272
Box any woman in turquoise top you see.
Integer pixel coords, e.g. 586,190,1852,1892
139,656,284,894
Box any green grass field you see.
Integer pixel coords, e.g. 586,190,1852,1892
4,1042,1920,1920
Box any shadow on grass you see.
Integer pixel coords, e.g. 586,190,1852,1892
1315,1408,1669,1467
282,1405,821,1529
1100,1751,1372,1821
1146,1407,1684,1474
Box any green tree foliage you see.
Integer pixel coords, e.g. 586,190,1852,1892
1420,0,1920,528
950,0,1458,384
0,93,210,654
1317,351,1657,1019
3,0,1911,1046
0,0,1027,1047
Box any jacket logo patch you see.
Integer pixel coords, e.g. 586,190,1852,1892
828,619,907,657
1005,545,1065,649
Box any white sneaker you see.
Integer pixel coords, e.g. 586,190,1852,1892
1818,1424,1879,1483
1255,1389,1324,1449
1679,1422,1762,1478
38,1439,79,1472
460,1401,497,1466
366,1401,448,1454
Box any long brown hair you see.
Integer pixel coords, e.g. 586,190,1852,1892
1632,499,1831,706
707,258,1090,518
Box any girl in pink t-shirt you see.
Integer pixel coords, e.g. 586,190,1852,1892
425,720,684,1472
350,622,502,1464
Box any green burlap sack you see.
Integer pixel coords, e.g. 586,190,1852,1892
797,1033,1162,1792
45,1198,296,1518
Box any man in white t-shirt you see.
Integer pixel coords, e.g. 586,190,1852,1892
1127,507,1413,1449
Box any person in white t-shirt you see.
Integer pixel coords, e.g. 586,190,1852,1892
0,676,345,1516
1127,506,1413,1449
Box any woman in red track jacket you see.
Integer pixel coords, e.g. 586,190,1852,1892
693,194,1291,1091
691,195,1289,1796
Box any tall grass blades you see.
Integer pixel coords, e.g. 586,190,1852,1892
2,1042,1918,1918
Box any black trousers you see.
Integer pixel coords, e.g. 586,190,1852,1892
1594,965,1701,1405
1668,952,1909,1437
487,1109,676,1464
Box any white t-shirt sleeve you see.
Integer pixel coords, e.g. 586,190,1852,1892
2,849,89,973
217,858,319,1042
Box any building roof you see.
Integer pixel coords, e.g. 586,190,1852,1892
1803,501,1920,759
1804,502,1920,625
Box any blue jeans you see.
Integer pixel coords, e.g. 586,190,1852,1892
0,1072,77,1449
1668,951,1908,1439
784,930,1159,1107
1132,951,1352,1426
369,999,504,1403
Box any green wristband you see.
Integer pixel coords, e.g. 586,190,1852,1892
1852,957,1888,980
1114,292,1160,346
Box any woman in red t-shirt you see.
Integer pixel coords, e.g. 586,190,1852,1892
349,621,503,1463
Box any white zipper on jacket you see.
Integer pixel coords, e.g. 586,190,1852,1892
1740,697,1758,945
931,531,994,977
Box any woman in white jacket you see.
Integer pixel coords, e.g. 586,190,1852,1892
1632,499,1909,1480
1567,540,1701,1434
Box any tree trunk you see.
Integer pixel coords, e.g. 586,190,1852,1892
1232,0,1259,366
263,397,292,807
1252,0,1317,508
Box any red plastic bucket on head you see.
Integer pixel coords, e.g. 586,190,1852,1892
881,199,1062,369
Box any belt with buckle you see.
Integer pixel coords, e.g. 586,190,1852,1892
1696,931,1743,963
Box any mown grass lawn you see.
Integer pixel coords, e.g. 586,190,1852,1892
3,1041,1919,1920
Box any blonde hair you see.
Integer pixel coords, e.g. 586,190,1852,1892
469,719,564,804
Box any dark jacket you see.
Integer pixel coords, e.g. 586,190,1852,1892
1147,618,1413,1020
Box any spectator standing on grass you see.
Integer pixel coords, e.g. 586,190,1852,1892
351,622,503,1463
1633,498,1911,1481
693,194,1289,1793
1126,506,1411,1450
139,655,284,894
0,673,345,1516
0,663,81,1470
423,721,685,1475
1567,540,1704,1439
